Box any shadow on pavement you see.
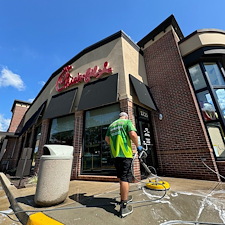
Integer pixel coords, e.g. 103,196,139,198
16,194,36,207
69,193,120,217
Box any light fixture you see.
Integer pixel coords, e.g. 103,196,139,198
159,113,163,120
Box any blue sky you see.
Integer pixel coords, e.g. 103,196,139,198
1,0,225,131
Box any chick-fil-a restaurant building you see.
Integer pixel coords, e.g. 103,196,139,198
1,15,225,182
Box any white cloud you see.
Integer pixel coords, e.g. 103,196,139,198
0,67,25,91
27,98,34,103
0,114,11,132
38,81,45,86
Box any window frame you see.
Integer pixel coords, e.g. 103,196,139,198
187,59,225,160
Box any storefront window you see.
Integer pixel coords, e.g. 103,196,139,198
82,104,120,174
25,131,31,147
207,122,225,159
204,63,225,86
48,114,74,145
189,64,207,91
188,62,225,159
31,125,41,170
197,90,218,121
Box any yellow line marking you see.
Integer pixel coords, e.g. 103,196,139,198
27,212,64,225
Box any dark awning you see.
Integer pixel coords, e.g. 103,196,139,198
43,88,78,119
129,74,157,111
78,74,118,111
19,101,46,134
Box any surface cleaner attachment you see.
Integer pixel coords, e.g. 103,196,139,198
145,179,170,191
138,150,170,191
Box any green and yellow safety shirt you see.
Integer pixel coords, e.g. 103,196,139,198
106,119,136,158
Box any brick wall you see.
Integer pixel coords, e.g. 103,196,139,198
216,161,225,181
142,30,219,181
8,105,29,133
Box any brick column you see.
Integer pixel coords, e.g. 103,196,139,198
71,111,83,179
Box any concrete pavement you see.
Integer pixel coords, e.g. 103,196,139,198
1,172,225,225
0,181,21,225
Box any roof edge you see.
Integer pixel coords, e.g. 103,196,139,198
11,99,31,112
19,30,140,120
137,14,184,48
52,30,139,78
179,28,225,44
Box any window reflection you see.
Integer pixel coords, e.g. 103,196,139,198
197,91,217,121
49,115,74,145
188,62,225,159
189,64,207,90
204,63,225,86
214,89,225,117
207,123,225,158
31,125,41,169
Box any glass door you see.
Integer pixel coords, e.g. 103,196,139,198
135,106,158,172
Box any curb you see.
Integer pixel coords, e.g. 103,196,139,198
0,172,64,225
27,212,64,225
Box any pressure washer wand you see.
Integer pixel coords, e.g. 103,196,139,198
137,147,170,191
138,147,161,183
138,150,153,177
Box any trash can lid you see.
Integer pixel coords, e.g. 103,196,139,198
41,155,73,160
43,145,73,156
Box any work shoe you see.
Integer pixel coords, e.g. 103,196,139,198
119,201,133,218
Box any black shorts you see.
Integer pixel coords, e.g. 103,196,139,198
114,157,133,182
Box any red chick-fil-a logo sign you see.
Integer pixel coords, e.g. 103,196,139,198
55,62,113,92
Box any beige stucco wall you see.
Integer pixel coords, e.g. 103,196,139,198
179,30,225,57
23,34,145,125
120,37,147,100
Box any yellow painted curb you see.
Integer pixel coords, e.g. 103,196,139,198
27,212,64,225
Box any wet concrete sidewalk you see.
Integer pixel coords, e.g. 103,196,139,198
1,172,225,225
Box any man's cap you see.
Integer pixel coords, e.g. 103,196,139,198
119,112,128,118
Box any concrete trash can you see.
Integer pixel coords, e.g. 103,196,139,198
34,145,73,206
